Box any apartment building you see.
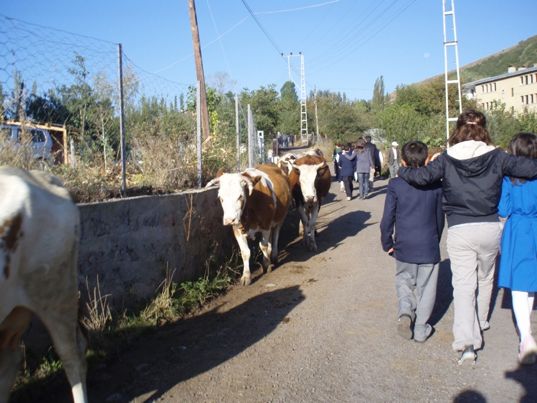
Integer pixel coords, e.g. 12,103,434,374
463,65,537,114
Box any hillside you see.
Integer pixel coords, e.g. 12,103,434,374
461,35,537,83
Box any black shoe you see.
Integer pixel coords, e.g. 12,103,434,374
458,345,476,365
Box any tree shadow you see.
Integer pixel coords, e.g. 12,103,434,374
429,259,453,326
505,363,537,403
10,286,305,403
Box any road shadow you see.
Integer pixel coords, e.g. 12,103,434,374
11,286,305,403
453,389,487,402
429,259,453,326
505,364,537,402
280,209,373,264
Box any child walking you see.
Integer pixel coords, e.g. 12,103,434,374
498,132,537,365
337,143,356,200
398,110,537,364
380,141,444,342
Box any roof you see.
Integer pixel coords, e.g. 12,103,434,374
463,66,537,89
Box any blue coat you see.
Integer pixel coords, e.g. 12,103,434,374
380,177,444,264
338,151,356,177
498,177,537,291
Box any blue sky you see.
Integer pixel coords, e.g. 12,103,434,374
3,0,537,100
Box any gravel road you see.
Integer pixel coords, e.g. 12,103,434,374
21,178,537,402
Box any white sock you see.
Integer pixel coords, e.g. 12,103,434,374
512,290,533,342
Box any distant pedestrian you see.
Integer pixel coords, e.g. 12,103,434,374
364,135,380,188
498,132,537,365
380,141,444,343
337,143,356,200
355,139,374,199
333,144,344,192
398,109,537,365
388,141,400,179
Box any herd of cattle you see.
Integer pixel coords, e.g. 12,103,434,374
0,148,331,403
206,149,331,285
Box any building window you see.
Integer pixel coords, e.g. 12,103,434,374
511,88,514,97
531,94,534,104
494,83,497,91
521,77,524,84
522,96,525,104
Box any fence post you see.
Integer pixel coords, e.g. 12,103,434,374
117,43,127,196
196,80,202,188
247,104,254,168
235,94,240,172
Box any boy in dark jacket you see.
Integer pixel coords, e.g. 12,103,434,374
380,141,444,342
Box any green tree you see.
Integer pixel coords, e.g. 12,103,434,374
278,81,300,135
371,76,385,112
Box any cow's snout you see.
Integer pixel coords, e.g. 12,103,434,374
304,195,317,205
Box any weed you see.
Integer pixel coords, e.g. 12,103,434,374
81,275,112,333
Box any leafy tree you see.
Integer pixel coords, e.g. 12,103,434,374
278,81,300,135
371,76,386,112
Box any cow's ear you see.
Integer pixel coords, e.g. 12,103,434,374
317,161,328,172
240,173,257,195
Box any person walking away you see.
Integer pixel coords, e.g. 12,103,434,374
364,135,380,189
398,109,537,365
388,141,400,178
355,139,374,199
337,143,356,200
333,144,344,192
380,141,444,343
498,132,537,365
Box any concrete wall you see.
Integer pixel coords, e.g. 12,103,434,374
77,187,234,310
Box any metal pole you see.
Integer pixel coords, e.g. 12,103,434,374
117,43,127,196
247,104,253,168
196,80,202,187
235,94,240,171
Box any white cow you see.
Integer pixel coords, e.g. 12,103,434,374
0,167,87,403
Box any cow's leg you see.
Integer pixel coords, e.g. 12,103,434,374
307,205,320,251
38,309,88,403
0,348,22,403
233,226,252,285
259,229,273,273
297,205,311,249
270,223,283,264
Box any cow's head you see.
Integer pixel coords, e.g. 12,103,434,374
208,172,261,226
292,161,327,205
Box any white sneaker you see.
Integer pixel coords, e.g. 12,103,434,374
346,196,351,201
519,335,537,365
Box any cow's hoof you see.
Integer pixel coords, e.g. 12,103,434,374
240,276,251,286
308,241,318,252
266,264,275,273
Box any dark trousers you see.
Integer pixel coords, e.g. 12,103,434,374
343,176,353,197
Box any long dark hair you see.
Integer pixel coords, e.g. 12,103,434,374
448,109,492,146
509,132,537,184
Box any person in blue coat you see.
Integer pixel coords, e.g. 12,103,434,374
380,141,444,343
498,132,537,365
337,143,356,200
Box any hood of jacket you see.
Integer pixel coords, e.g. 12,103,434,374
445,140,498,178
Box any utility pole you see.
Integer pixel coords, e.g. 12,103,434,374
188,0,210,142
442,0,462,145
281,51,308,144
314,87,320,143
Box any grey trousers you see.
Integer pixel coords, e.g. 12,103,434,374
395,260,439,331
389,162,399,178
447,223,501,351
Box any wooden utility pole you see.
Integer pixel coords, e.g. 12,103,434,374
188,0,210,141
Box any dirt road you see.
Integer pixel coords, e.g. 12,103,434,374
26,178,537,402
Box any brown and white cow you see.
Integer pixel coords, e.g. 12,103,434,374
206,164,291,285
0,167,87,403
288,154,331,251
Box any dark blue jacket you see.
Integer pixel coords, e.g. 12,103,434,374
338,151,356,177
380,178,444,264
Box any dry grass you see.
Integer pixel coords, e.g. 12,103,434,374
81,276,112,333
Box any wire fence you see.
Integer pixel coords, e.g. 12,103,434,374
0,14,264,200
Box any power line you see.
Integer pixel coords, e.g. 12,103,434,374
240,0,284,57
